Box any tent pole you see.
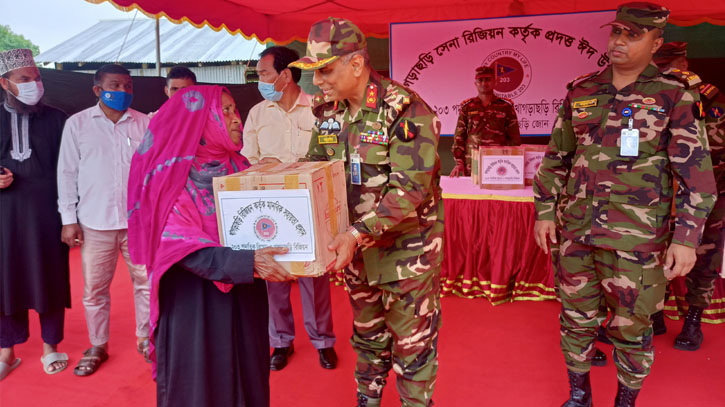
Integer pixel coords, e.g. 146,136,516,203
156,18,161,76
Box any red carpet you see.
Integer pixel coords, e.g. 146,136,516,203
1,248,723,406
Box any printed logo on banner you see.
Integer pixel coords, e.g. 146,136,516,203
254,216,278,241
483,49,532,99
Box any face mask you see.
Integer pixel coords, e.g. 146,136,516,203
257,74,284,102
100,90,134,111
10,80,44,106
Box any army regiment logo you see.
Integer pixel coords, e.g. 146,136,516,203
482,49,532,99
254,216,278,241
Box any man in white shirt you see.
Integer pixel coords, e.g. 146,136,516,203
57,64,151,376
243,46,337,370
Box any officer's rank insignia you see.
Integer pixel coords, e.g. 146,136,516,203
710,106,723,119
394,120,417,142
326,147,335,156
365,84,378,109
694,101,705,120
699,84,717,99
361,130,388,146
319,118,341,134
577,111,590,119
642,97,656,105
318,135,338,144
572,98,597,108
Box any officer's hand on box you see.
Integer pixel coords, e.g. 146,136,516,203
664,243,697,280
534,220,557,254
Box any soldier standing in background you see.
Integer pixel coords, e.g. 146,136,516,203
533,3,717,407
290,17,444,407
653,41,725,351
450,65,520,177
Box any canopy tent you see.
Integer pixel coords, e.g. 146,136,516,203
88,0,725,44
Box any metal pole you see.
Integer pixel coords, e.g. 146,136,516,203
155,18,161,76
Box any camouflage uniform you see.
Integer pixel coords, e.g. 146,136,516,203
685,82,725,308
291,18,444,407
534,58,717,388
452,95,521,176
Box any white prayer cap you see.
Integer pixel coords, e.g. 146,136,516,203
0,48,36,76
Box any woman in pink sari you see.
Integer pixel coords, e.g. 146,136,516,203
128,85,294,407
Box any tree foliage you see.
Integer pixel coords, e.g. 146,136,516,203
0,25,40,55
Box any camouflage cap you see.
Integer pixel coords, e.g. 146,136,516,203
289,17,366,70
0,48,36,76
601,2,670,34
475,65,495,79
654,41,687,64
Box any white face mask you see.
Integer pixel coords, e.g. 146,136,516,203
10,80,44,106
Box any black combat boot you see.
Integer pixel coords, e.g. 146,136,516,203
651,311,666,335
614,381,640,407
356,392,381,407
561,370,592,407
674,306,704,351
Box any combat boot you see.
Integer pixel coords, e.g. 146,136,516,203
613,381,640,407
356,392,381,407
674,306,704,351
592,348,607,367
561,370,592,407
651,311,666,335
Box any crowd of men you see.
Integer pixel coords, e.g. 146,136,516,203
0,1,723,407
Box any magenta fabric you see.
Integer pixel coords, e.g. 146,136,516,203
127,85,250,372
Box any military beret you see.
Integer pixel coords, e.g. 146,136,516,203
475,65,495,78
289,17,367,70
654,41,687,66
601,2,670,34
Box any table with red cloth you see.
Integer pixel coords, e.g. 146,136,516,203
440,176,555,304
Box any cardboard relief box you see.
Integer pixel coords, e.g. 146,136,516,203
212,161,349,277
476,146,526,190
523,144,547,186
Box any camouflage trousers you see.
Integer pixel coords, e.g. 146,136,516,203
556,238,667,389
686,195,725,308
344,259,442,407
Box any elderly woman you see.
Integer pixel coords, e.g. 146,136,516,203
127,85,295,407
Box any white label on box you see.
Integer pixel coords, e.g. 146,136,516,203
480,155,525,184
524,151,544,180
218,189,316,262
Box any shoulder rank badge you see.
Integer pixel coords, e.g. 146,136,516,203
366,84,378,109
394,120,418,142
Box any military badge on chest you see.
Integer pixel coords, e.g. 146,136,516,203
317,117,342,144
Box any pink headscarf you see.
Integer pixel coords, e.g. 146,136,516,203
127,85,250,373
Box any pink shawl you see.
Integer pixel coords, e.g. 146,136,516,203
127,85,250,373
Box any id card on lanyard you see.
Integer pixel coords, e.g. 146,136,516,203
350,153,361,185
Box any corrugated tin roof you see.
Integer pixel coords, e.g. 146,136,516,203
36,19,263,64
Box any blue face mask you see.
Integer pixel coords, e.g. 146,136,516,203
100,90,134,111
257,75,284,102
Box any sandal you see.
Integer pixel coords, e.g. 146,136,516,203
73,347,108,376
137,339,151,363
0,358,22,381
41,352,69,375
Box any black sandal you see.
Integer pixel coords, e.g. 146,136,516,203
73,347,109,376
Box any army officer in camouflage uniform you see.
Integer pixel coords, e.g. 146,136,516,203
450,65,521,177
290,18,444,407
533,3,717,407
653,41,725,351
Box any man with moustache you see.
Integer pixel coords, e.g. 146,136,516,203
0,48,70,379
533,3,716,406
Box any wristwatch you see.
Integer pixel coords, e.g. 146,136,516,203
347,225,364,246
